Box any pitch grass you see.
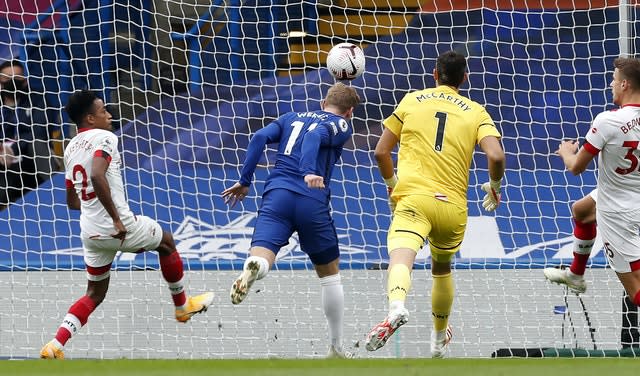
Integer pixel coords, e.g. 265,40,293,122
3,358,638,376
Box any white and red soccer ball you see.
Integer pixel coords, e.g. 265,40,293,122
326,42,366,80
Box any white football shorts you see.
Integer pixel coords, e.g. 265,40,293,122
82,215,163,279
597,209,640,273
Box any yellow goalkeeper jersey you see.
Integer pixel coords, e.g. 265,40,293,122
383,85,501,207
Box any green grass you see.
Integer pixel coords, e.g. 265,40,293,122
3,358,639,376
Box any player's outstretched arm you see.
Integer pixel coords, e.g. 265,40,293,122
479,136,505,212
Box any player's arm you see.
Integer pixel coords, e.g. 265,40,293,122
299,123,332,189
556,140,595,175
479,135,505,212
91,150,126,242
374,128,399,186
238,122,282,187
223,121,281,207
480,136,505,182
65,180,80,210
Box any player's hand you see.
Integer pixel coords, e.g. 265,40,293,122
222,182,250,208
481,180,502,212
304,174,325,189
555,140,579,157
111,219,127,246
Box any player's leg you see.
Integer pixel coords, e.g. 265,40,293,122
617,271,640,307
598,209,640,306
429,253,455,358
427,201,465,359
40,240,115,359
118,215,213,322
544,190,597,293
313,258,346,358
230,246,274,304
297,197,346,357
365,196,428,351
231,189,290,304
154,229,214,322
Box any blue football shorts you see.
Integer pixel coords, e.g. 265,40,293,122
251,188,339,265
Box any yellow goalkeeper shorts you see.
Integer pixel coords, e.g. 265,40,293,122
387,194,467,263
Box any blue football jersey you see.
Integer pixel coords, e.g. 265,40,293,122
239,110,352,203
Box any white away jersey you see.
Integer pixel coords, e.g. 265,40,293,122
64,128,134,238
585,105,640,212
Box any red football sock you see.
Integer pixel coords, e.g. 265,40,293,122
55,295,97,346
570,219,596,276
633,290,640,306
570,252,591,276
160,251,187,307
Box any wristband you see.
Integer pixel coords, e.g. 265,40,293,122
384,174,398,189
489,179,502,192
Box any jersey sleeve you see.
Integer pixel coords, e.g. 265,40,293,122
299,122,332,176
584,112,610,151
476,107,501,144
239,120,282,186
94,132,118,161
326,118,352,147
382,94,410,137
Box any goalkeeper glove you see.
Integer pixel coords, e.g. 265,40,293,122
481,179,502,212
384,174,398,214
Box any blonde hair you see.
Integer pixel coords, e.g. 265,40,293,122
324,82,361,113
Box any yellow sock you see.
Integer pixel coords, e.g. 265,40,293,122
387,264,411,303
431,272,454,331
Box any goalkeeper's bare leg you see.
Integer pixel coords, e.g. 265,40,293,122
544,192,596,294
230,247,273,305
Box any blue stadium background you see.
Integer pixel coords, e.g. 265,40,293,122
2,2,631,271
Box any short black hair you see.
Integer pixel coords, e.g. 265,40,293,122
65,90,99,125
0,60,25,72
436,51,467,87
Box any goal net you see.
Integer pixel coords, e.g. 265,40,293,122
0,0,638,359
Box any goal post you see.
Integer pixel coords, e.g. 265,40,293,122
0,0,638,359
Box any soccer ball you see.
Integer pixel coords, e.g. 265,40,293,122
326,42,366,80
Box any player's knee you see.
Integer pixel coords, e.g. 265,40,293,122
571,199,596,223
156,231,177,255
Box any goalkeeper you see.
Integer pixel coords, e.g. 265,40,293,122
365,50,505,358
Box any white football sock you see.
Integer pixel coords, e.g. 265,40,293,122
321,274,344,348
245,255,269,280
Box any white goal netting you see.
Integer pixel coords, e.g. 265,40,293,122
0,0,638,359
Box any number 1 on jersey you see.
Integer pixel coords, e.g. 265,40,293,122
434,111,447,152
284,121,317,155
